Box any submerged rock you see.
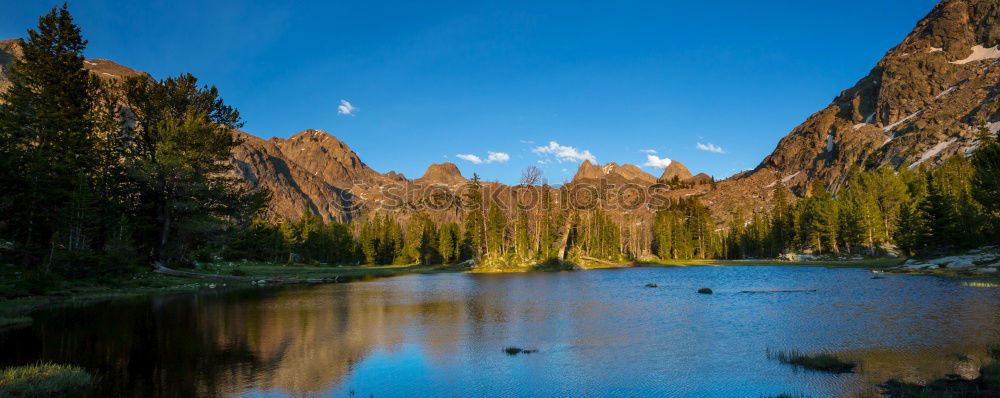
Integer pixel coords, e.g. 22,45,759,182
697,288,713,294
645,283,658,288
503,347,538,356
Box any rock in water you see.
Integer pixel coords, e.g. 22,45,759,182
697,288,713,294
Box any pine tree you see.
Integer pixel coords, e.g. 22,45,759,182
485,201,507,256
769,182,793,254
515,210,532,259
119,73,249,265
0,4,99,270
971,121,1000,241
461,174,485,259
918,173,961,252
438,222,459,264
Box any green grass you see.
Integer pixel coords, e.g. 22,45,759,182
768,349,856,373
0,363,92,397
887,266,1000,284
186,262,468,280
639,257,905,270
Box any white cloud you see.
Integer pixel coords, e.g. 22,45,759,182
456,151,509,165
696,142,725,153
486,151,510,163
532,141,596,163
338,99,357,115
640,149,657,154
456,154,482,164
643,155,673,169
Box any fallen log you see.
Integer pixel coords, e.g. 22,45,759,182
580,256,634,267
740,289,817,293
152,262,264,282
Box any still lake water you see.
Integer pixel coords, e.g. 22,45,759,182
2,266,999,397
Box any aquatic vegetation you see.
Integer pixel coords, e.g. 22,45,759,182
0,363,92,397
881,344,1000,397
768,349,856,373
988,343,1000,359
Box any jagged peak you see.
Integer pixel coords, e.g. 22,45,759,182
572,160,657,184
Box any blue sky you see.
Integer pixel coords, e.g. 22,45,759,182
5,0,939,184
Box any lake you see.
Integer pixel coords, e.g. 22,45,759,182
2,266,998,397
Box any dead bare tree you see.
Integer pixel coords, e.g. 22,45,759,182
520,165,543,186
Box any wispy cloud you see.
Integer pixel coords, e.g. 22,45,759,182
532,141,596,163
486,152,510,163
456,154,482,164
643,154,673,168
640,149,657,154
519,140,535,144
338,99,357,115
696,142,725,153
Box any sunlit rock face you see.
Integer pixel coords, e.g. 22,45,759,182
704,0,1000,220
2,0,997,225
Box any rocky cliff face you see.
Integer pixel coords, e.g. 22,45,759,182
571,160,658,185
704,0,1000,221
0,39,21,94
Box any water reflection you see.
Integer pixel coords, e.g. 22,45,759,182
0,267,998,397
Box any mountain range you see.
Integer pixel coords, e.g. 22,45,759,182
1,0,998,224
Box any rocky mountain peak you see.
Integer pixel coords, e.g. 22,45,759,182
416,162,466,185
573,160,605,181
660,160,693,181
268,129,385,189
704,0,1000,221
572,160,657,184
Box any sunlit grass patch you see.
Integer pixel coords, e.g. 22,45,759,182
0,362,92,397
768,349,856,373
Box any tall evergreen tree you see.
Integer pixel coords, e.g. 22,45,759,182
120,73,253,265
0,4,99,271
971,121,1000,240
461,174,485,259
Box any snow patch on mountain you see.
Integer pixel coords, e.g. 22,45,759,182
908,138,957,169
883,110,922,132
950,45,1000,65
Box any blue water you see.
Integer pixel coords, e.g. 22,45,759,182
2,266,998,397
